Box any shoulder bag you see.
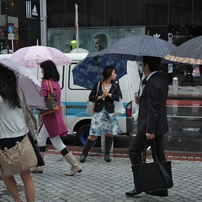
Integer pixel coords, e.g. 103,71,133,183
39,80,60,116
86,82,100,116
0,90,37,177
132,139,173,192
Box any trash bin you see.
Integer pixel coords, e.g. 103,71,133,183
101,135,114,153
173,77,178,95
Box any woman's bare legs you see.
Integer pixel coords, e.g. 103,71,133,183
20,170,35,202
0,168,21,202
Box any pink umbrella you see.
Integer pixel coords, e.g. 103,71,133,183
10,45,71,68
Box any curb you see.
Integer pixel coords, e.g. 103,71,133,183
46,146,202,162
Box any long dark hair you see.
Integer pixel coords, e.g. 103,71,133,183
0,65,21,109
40,60,60,81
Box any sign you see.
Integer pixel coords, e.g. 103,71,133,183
8,33,14,40
26,1,40,19
193,66,201,77
8,25,14,33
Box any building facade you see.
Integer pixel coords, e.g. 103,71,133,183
1,0,202,81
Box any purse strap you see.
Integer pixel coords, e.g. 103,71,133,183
45,80,55,100
21,89,27,122
143,139,158,163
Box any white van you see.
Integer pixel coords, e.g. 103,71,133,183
0,53,140,146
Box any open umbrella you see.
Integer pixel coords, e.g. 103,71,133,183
72,52,127,90
100,35,176,63
10,45,71,68
70,48,89,53
165,36,202,65
0,58,46,109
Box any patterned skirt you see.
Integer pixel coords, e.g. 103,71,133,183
89,108,122,136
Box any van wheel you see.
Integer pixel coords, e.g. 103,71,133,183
76,124,100,147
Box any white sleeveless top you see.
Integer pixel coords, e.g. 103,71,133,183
0,88,29,139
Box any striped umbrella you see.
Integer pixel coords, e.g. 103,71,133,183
165,36,202,65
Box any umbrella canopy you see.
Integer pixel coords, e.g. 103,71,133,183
165,36,202,65
0,58,46,109
10,45,71,68
100,35,176,63
70,48,89,53
72,52,127,90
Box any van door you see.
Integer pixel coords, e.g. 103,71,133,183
119,61,140,136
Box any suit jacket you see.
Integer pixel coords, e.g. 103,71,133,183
89,81,122,113
137,73,168,137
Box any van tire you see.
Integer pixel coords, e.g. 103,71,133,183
76,124,100,147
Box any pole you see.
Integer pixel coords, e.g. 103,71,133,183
6,0,9,54
75,3,79,52
40,0,47,46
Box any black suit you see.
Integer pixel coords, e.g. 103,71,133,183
129,72,168,165
89,81,122,113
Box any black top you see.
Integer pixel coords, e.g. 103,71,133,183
89,81,122,113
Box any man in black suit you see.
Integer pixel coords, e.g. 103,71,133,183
125,56,169,197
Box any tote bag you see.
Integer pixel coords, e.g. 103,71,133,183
86,82,100,116
133,140,173,192
39,80,60,116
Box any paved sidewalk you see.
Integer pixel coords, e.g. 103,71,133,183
168,84,202,100
0,153,202,202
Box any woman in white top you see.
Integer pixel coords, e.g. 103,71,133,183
0,66,35,202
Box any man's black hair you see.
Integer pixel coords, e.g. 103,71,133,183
143,56,161,72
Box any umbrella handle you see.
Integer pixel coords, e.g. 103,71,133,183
96,58,107,96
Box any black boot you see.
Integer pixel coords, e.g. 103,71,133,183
79,139,94,163
104,136,113,162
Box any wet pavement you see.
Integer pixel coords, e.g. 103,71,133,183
0,153,202,202
1,84,202,201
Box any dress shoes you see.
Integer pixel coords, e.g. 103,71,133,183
125,189,141,196
146,189,168,197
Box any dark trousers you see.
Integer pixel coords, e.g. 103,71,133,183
129,134,166,166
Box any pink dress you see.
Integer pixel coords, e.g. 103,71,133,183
40,79,68,138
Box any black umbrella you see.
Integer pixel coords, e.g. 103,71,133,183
100,35,176,63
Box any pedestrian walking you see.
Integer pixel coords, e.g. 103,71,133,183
125,56,169,197
0,66,36,202
80,66,122,163
179,65,195,86
31,60,82,176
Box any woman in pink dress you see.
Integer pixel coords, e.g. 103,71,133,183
31,60,82,176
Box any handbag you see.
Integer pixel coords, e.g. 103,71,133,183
39,80,60,116
0,90,37,177
133,139,173,192
86,81,100,116
114,97,125,115
0,135,38,177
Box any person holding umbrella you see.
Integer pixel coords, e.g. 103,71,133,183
31,60,82,176
125,56,169,197
79,66,122,163
0,66,36,202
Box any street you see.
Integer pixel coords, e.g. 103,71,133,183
62,105,202,153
